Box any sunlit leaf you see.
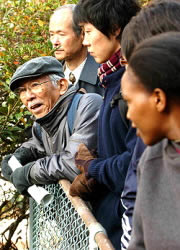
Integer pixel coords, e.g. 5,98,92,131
13,61,20,65
38,19,44,27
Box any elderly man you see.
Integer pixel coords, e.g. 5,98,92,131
1,56,102,195
49,4,103,95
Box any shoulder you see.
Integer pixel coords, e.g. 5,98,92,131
104,67,125,90
76,93,102,115
107,67,125,82
139,139,167,167
80,93,103,106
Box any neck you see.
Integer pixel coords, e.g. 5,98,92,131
65,47,87,71
166,105,180,141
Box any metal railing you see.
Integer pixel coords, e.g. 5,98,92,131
29,179,115,250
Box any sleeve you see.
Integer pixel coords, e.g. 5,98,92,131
127,159,146,250
121,138,146,250
21,124,46,157
29,94,102,184
11,125,47,164
88,125,137,195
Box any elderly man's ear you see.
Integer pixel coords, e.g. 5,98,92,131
57,78,69,96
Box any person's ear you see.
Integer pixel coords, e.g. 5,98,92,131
57,78,69,96
115,28,121,39
80,29,85,43
153,88,167,112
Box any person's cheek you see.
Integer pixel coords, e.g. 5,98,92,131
126,104,132,121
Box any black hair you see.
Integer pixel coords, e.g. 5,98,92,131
121,0,180,61
73,0,140,40
128,32,180,100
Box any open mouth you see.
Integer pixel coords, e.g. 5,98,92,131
31,103,42,110
55,51,63,54
28,102,44,114
55,49,63,52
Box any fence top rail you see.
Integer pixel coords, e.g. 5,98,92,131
59,179,115,250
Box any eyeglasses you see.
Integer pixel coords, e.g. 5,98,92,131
14,80,50,98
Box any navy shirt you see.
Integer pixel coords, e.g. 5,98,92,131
121,137,146,249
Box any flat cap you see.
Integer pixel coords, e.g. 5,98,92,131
10,56,64,91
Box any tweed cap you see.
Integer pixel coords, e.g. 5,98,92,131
10,56,64,91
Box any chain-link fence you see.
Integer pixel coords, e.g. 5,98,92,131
29,180,114,250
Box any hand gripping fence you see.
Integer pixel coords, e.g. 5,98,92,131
8,156,53,206
29,179,115,250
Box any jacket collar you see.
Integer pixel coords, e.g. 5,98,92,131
35,86,77,136
78,53,100,86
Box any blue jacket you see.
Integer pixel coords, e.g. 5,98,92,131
121,137,146,249
88,67,137,249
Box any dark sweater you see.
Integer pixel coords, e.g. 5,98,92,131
128,139,180,250
121,137,146,249
88,67,137,249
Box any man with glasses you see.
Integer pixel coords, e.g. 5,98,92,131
1,56,102,194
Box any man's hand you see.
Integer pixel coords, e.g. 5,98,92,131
10,162,34,195
70,173,100,201
75,143,96,173
14,147,38,165
69,143,99,200
1,154,13,181
1,147,38,182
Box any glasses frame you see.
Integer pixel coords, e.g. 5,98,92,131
14,80,50,97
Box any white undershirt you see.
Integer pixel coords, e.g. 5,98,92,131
64,58,87,86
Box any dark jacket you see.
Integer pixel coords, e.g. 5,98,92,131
73,53,104,96
87,67,137,249
121,137,146,250
21,87,102,184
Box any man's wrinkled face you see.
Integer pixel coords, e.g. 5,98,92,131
18,75,60,119
49,9,84,61
121,67,165,145
82,23,120,63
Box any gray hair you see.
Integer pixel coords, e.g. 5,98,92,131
51,4,82,37
48,74,63,87
54,4,76,13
